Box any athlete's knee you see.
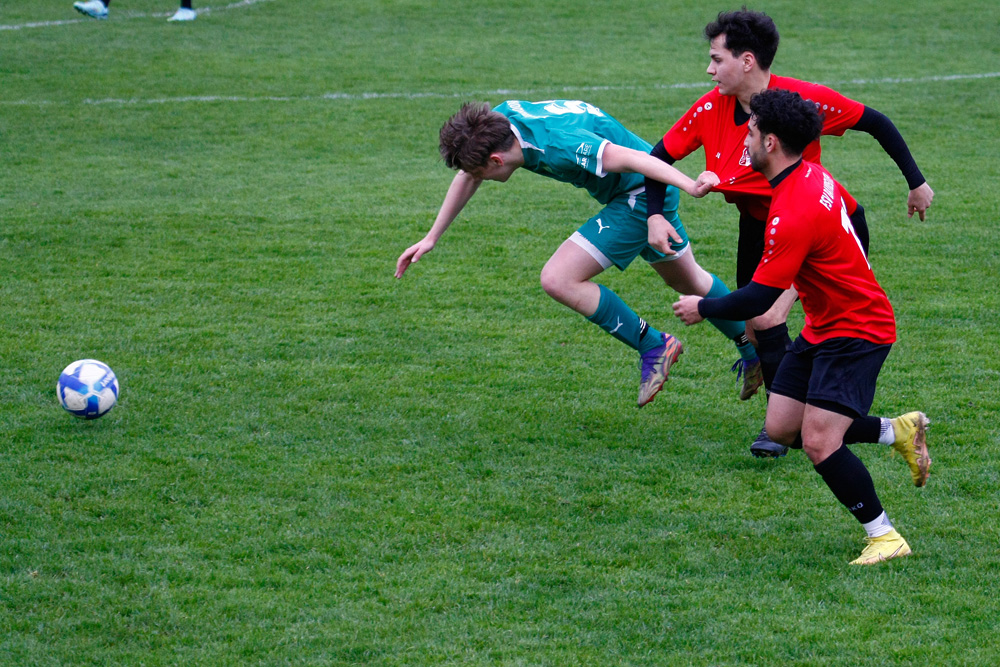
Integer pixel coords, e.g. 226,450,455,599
539,264,581,302
801,438,841,466
539,264,561,298
764,419,798,447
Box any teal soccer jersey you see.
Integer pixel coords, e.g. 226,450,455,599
494,100,652,205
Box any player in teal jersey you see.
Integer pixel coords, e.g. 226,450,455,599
395,100,761,407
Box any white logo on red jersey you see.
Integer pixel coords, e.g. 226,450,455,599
739,146,751,167
820,173,836,211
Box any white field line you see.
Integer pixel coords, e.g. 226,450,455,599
2,71,997,108
0,0,273,31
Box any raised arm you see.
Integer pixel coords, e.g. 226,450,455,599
394,171,482,278
851,106,934,220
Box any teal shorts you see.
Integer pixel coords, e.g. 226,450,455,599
572,187,689,271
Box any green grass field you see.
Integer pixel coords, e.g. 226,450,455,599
3,1,999,664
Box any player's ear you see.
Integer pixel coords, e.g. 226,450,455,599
742,51,755,72
763,133,778,154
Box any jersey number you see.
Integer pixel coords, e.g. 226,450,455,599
542,100,605,117
841,202,870,269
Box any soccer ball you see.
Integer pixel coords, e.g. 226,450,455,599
57,359,119,419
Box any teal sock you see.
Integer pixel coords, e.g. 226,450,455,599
736,339,757,362
586,285,663,354
704,274,756,361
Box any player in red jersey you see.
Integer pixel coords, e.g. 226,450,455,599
673,89,931,565
646,9,934,458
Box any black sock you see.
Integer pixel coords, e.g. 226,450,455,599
753,322,791,391
181,0,193,8
814,445,884,524
844,416,881,444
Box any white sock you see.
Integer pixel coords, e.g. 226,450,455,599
862,511,894,538
878,418,895,445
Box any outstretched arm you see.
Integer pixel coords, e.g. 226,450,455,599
673,281,785,325
851,106,934,220
602,143,714,197
394,171,482,278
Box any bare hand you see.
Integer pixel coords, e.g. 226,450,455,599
672,295,705,325
691,171,720,198
395,238,436,278
647,214,682,255
907,182,934,221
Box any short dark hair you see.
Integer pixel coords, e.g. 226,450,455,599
749,88,823,156
439,102,516,172
705,8,779,70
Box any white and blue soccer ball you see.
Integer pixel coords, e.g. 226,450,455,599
57,359,119,419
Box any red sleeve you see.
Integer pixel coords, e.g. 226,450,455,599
661,89,717,160
769,75,864,137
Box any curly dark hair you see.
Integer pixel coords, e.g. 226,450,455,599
749,89,823,156
705,8,780,70
438,102,516,172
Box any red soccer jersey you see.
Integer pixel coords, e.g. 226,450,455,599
752,160,895,345
662,74,865,220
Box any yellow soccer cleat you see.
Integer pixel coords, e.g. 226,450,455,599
850,529,912,565
891,412,932,487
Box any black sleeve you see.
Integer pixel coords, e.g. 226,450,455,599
851,106,926,190
644,139,676,217
697,281,786,322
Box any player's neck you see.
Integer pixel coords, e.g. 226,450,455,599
507,142,525,169
736,70,772,113
762,154,800,183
